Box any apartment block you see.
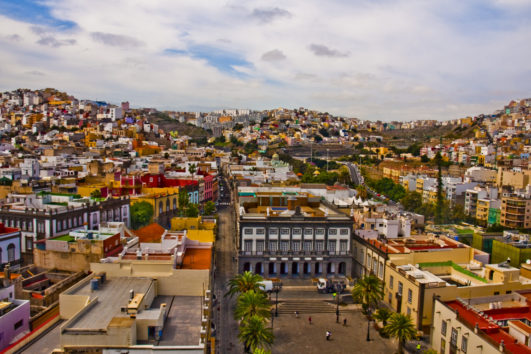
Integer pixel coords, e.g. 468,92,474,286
500,196,531,229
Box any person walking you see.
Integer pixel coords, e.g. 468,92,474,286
343,318,347,326
308,316,312,325
295,311,299,318
326,331,331,341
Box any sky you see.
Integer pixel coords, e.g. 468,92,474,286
0,0,530,121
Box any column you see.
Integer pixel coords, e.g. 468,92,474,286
299,262,305,278
264,262,270,279
310,261,316,277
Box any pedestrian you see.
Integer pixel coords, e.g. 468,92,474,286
308,316,312,325
343,318,347,326
416,343,421,352
295,311,299,318
326,331,331,341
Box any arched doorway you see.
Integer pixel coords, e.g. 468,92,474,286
268,262,276,276
303,262,311,275
243,262,251,272
255,262,263,275
291,262,299,275
314,262,321,275
338,262,346,275
280,262,287,275
327,263,334,275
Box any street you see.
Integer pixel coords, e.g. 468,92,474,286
213,176,240,353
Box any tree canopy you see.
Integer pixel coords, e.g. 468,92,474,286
130,201,154,229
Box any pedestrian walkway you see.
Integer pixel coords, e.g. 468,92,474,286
277,300,359,315
272,310,395,354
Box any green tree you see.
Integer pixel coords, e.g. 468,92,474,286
203,201,216,215
188,163,197,177
384,313,417,354
400,191,423,212
356,185,368,200
226,271,264,298
178,189,189,216
253,348,271,354
435,151,444,224
185,204,199,217
234,290,271,321
90,189,102,199
373,307,393,327
238,315,274,353
420,155,430,163
351,275,383,311
130,201,154,229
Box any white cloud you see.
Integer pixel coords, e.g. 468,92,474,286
0,0,529,121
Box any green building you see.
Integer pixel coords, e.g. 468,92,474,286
488,208,500,226
472,233,504,256
491,238,531,268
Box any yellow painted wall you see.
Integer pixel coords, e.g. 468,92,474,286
186,230,215,243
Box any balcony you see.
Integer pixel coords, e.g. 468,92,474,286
238,250,350,257
504,207,526,215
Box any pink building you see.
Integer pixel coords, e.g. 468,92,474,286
0,284,30,350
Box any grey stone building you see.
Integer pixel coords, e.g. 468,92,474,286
237,190,354,278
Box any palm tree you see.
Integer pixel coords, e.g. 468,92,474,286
384,313,417,354
238,315,274,353
226,271,264,298
351,275,384,310
188,163,197,178
252,349,271,354
235,290,271,321
374,307,393,327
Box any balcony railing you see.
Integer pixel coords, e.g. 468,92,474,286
238,250,351,256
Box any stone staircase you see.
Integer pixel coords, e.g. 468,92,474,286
276,300,356,315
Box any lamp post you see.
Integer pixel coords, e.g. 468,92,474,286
275,287,279,317
366,307,372,341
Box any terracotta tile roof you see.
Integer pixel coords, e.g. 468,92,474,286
134,223,165,243
181,248,212,270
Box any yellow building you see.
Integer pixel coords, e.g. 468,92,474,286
131,192,180,225
170,216,216,232
384,260,531,334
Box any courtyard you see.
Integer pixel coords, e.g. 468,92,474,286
270,307,397,354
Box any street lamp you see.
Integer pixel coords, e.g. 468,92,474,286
275,288,279,317
366,307,372,341
333,286,340,323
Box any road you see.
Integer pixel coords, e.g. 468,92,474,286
213,176,239,353
346,162,398,207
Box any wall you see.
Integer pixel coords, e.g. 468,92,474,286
90,262,209,296
430,300,498,354
0,300,30,350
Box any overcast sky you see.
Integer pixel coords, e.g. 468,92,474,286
0,0,530,121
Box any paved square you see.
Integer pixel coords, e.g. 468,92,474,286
271,309,396,354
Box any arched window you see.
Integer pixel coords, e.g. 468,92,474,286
7,244,15,263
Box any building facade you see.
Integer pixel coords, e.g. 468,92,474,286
238,191,354,278
0,194,130,258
